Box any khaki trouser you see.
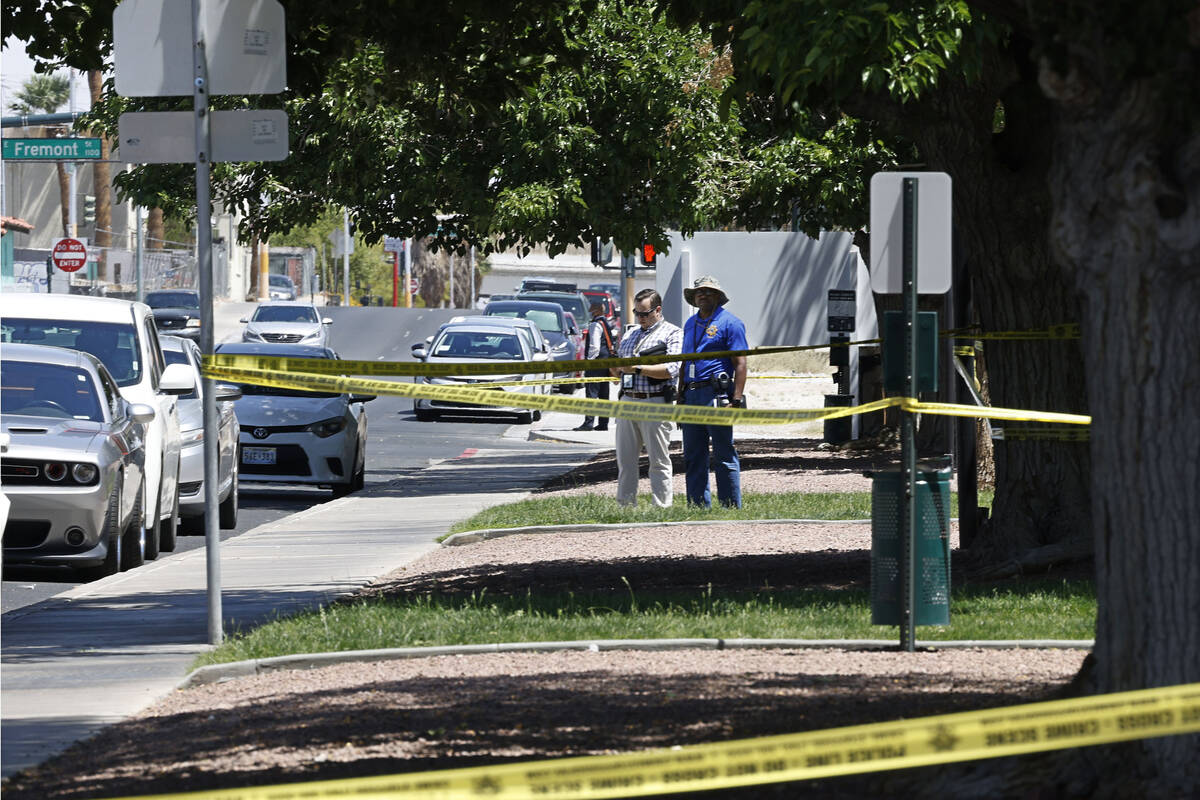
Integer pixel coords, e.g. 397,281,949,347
614,395,673,507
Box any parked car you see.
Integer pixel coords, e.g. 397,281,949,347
518,278,577,293
1,293,195,563
160,336,241,534
410,321,549,424
483,299,581,392
446,315,552,360
1,343,156,578
268,273,297,301
588,282,621,297
241,302,333,347
516,290,591,329
145,289,202,341
215,342,372,496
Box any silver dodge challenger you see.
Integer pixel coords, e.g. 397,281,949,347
1,343,156,579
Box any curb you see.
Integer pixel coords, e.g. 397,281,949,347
178,638,1095,689
442,517,877,545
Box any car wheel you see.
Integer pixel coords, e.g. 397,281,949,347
121,483,147,571
83,483,122,580
516,410,534,425
219,466,239,529
414,408,437,422
159,486,179,553
534,409,542,422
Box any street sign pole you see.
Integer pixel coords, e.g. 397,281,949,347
191,0,223,646
404,238,413,308
900,178,919,652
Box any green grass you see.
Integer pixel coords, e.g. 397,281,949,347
445,489,995,537
197,579,1094,668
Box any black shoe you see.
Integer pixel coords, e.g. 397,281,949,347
574,423,595,431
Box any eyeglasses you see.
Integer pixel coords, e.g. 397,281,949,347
633,307,659,318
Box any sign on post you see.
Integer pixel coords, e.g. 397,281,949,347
52,238,88,272
114,0,287,96
383,237,405,252
118,110,289,163
869,172,952,294
3,138,103,160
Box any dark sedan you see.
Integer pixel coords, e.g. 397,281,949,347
483,299,580,393
146,290,202,341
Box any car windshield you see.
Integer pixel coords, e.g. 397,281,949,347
487,307,562,334
431,331,524,360
1,361,103,421
2,319,142,387
252,306,318,323
146,291,200,309
162,349,199,399
269,275,293,287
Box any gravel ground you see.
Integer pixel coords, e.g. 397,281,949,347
1,437,1092,800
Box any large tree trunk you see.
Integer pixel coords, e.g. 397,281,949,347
879,39,1092,564
1046,63,1200,789
55,162,71,237
146,207,165,251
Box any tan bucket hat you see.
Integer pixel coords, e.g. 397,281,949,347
683,275,729,307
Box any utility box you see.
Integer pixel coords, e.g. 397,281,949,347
882,310,938,394
870,463,952,626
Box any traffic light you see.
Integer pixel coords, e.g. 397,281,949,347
639,242,656,267
590,237,614,266
82,194,96,225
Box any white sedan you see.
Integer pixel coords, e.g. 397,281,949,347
410,322,552,424
215,342,372,497
241,302,332,348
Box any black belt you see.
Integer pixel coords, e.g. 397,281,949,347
626,391,664,398
684,382,710,391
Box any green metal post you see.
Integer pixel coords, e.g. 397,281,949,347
901,178,919,651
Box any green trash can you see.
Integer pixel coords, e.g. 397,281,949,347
870,463,952,626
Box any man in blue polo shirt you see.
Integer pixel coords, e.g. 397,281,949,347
677,276,748,508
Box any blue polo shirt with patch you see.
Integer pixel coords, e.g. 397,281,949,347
682,305,748,382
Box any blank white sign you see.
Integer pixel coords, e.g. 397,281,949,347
869,172,952,294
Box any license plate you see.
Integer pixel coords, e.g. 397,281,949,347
242,447,276,465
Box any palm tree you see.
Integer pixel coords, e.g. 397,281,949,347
8,73,73,237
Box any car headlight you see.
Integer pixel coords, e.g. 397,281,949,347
243,329,263,341
71,463,99,484
185,318,201,328
305,417,346,438
551,342,571,354
302,329,322,340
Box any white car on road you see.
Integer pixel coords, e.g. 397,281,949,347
215,342,372,497
1,294,195,562
410,321,551,424
241,302,332,348
160,336,241,534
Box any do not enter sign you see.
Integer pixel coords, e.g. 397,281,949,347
52,238,88,272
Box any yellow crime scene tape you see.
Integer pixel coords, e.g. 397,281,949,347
943,323,1080,340
203,365,1091,429
116,682,1200,800
205,338,878,380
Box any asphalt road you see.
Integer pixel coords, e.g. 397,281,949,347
1,303,568,614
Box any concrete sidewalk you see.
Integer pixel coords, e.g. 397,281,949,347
0,438,597,778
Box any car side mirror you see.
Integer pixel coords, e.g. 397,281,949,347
214,382,242,402
532,352,550,362
411,343,428,360
159,362,197,395
349,394,376,404
322,317,333,325
239,317,249,323
128,402,156,423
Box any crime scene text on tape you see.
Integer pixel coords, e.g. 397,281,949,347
114,682,1199,800
203,365,1092,429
